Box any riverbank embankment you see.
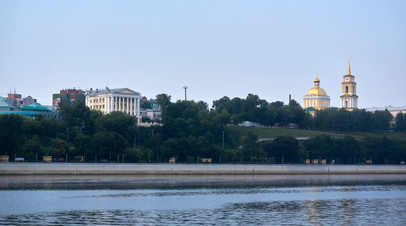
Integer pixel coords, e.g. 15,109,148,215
1,163,406,175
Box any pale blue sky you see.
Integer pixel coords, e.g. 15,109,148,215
1,0,405,108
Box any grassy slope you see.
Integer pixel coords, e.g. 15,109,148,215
226,125,406,147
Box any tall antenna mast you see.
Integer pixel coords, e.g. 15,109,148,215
183,86,188,101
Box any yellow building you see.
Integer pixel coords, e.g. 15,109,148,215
340,60,358,110
304,76,330,116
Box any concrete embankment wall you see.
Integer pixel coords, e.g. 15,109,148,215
1,163,406,175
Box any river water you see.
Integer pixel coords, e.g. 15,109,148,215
1,174,406,225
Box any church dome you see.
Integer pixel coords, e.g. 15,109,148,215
306,77,328,96
307,87,327,96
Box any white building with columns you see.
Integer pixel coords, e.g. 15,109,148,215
85,87,142,122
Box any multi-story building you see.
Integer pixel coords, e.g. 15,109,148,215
52,88,85,107
6,91,36,109
85,87,142,122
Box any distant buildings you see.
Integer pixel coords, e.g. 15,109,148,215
303,61,358,115
52,88,85,107
140,97,161,121
6,91,36,109
85,87,142,122
0,96,13,112
364,106,406,118
0,96,57,119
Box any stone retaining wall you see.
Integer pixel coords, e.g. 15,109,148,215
1,163,406,175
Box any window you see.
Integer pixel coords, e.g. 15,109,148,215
345,86,349,93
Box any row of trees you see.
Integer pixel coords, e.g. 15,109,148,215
212,94,309,127
212,94,406,131
259,135,406,164
0,93,405,163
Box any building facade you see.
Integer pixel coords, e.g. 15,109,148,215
140,96,161,121
85,87,142,121
6,92,36,109
303,77,331,115
52,88,85,107
0,96,58,119
340,60,358,111
364,106,406,118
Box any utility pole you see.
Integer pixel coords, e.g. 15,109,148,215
222,131,225,150
183,86,188,101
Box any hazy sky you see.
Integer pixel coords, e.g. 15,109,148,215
1,0,405,108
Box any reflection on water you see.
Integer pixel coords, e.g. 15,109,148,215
1,174,406,190
2,197,406,225
1,175,406,225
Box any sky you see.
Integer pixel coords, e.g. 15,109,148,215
1,0,405,108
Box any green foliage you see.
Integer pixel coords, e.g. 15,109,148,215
2,92,405,164
313,108,392,131
0,114,28,155
396,113,406,131
262,136,299,163
141,101,152,109
240,131,262,159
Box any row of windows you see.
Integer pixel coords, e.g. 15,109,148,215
90,105,105,110
89,97,105,104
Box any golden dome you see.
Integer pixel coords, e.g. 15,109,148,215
306,76,328,96
306,87,327,96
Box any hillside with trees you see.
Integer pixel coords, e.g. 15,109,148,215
0,93,405,164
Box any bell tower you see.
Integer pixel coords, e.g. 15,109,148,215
340,60,358,110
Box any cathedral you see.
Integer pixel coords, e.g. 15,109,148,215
303,61,358,114
303,77,330,112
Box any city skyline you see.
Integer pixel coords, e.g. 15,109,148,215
1,0,405,108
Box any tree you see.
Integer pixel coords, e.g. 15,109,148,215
288,99,301,107
156,93,171,122
73,134,94,157
93,131,128,161
49,138,68,158
263,136,299,163
373,110,392,131
0,114,27,155
141,101,152,109
270,101,284,108
96,111,137,141
240,131,260,160
212,96,233,113
197,101,208,111
396,113,406,131
304,135,333,159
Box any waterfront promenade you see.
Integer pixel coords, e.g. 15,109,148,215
1,163,406,175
